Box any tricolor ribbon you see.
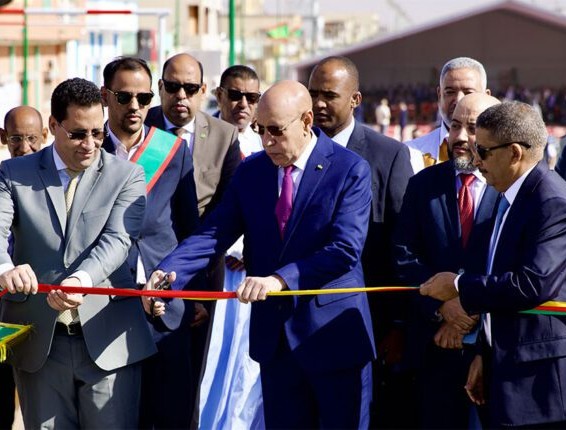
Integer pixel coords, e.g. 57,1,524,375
0,284,565,315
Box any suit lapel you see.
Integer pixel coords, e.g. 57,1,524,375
66,151,103,240
493,163,545,270
439,162,460,246
38,147,66,235
346,122,365,155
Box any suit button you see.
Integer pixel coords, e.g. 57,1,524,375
458,269,465,275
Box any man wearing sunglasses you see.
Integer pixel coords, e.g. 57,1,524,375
100,56,201,429
145,80,375,428
308,55,413,428
0,78,155,429
421,101,566,428
0,105,48,430
145,53,241,410
394,93,500,428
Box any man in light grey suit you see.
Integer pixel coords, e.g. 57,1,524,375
0,78,155,429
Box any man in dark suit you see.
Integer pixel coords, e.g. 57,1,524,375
421,101,566,428
0,78,155,429
307,55,413,427
100,56,200,429
145,53,241,395
145,80,376,428
0,105,49,430
394,93,500,428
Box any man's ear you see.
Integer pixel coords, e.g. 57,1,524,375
352,91,362,109
0,128,7,146
100,86,109,107
41,127,49,144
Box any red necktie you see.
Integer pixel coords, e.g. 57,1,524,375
275,165,294,238
458,173,475,248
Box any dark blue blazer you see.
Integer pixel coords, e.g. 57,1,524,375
459,162,566,426
394,160,498,363
346,122,413,286
159,128,376,372
102,125,200,334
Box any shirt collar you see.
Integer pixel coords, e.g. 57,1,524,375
106,124,145,153
454,168,487,184
331,118,356,147
503,164,537,206
52,143,68,171
163,115,195,134
291,131,318,172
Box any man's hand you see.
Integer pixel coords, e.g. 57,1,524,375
237,275,286,304
465,354,485,405
142,270,176,317
46,277,84,311
439,298,478,332
434,321,465,349
190,302,209,328
0,264,38,295
420,272,459,301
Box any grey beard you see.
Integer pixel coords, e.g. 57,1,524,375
453,156,476,173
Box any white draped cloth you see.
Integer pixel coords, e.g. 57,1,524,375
198,125,264,429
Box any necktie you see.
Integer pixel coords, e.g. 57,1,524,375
64,169,80,213
170,127,185,137
487,194,511,274
438,138,449,162
58,168,81,326
458,173,475,248
275,165,294,238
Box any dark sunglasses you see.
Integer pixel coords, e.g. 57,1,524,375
7,134,40,145
162,79,202,96
107,89,154,106
475,141,531,160
58,122,105,142
256,113,304,137
220,88,261,104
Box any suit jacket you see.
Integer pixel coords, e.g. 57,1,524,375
405,126,447,174
158,128,376,373
459,162,566,426
102,125,200,333
346,122,413,286
394,160,498,363
0,146,155,373
145,107,240,218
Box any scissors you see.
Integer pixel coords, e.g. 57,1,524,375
150,272,171,318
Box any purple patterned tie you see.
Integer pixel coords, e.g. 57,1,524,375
275,165,294,237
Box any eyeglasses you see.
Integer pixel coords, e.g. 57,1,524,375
7,135,40,145
475,141,531,160
57,122,105,142
256,113,304,137
161,79,202,96
107,89,154,106
219,87,261,104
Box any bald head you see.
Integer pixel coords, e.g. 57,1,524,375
257,81,314,167
159,53,207,126
448,92,501,172
1,106,47,157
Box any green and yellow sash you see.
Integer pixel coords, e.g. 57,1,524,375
131,127,183,193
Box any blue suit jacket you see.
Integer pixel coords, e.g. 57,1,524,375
102,125,200,334
159,128,376,372
394,160,498,364
459,162,566,426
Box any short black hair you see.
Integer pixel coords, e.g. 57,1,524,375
312,56,359,91
51,78,103,123
219,65,259,88
103,56,153,88
162,55,204,84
